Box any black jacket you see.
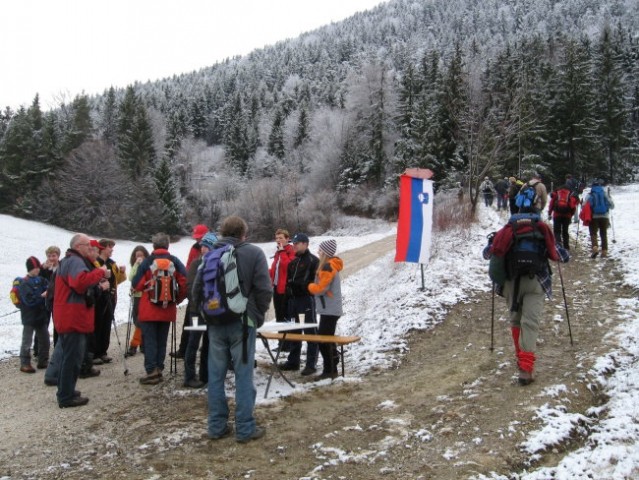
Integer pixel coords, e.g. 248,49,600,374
286,249,319,297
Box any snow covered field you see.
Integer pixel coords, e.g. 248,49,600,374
0,184,637,478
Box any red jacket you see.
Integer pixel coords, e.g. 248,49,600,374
53,250,106,334
269,244,295,295
132,249,188,322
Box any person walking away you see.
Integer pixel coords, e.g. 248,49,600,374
10,257,50,373
484,210,569,385
508,177,524,214
192,216,272,443
53,234,108,407
548,183,579,250
583,180,615,258
494,177,510,211
183,232,218,388
132,233,187,385
308,239,343,380
519,172,548,214
127,245,150,356
269,228,296,351
279,233,320,376
479,177,496,207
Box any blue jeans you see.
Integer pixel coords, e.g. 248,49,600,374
184,329,208,383
207,321,257,440
285,296,318,368
57,332,87,405
45,340,63,384
140,321,171,374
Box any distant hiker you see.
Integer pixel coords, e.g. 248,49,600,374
269,228,296,352
480,176,496,207
308,239,343,380
484,212,569,385
53,234,109,407
11,257,50,373
93,239,126,365
548,183,579,249
279,232,320,376
494,177,510,211
583,180,615,258
174,224,209,359
508,176,525,214
192,215,272,443
127,245,150,357
183,232,218,388
565,174,585,223
515,172,548,214
132,233,187,385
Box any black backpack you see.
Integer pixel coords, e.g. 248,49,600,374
506,213,548,280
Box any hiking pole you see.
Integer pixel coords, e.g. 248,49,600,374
610,212,616,244
170,320,177,375
556,261,574,346
490,282,495,352
574,215,581,252
124,294,133,357
112,316,130,375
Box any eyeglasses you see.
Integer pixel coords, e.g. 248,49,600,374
76,242,90,248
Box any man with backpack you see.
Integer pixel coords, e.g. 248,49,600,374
479,176,496,207
494,177,510,211
484,208,569,386
10,256,50,373
192,216,272,443
583,180,615,258
515,172,548,214
548,182,579,249
132,233,187,385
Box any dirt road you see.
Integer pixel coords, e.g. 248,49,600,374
0,235,632,480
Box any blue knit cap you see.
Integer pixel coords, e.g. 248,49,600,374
200,232,218,250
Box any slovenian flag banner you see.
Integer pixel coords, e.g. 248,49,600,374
395,175,434,264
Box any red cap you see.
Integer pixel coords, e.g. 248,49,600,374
192,224,209,240
90,239,106,250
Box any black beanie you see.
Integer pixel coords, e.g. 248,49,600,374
26,256,41,272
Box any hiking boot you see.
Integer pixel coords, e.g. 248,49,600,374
92,357,104,365
316,371,338,381
301,366,316,376
279,363,300,371
59,396,89,408
20,365,36,374
125,346,138,357
209,424,232,440
100,355,113,364
169,351,185,359
139,375,161,385
236,426,265,444
184,379,205,389
518,369,534,386
601,250,608,258
79,367,101,379
37,361,49,369
591,246,599,259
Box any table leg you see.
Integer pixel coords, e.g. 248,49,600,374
261,333,295,398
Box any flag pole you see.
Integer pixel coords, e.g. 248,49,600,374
420,264,425,290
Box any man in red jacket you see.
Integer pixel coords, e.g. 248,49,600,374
53,233,108,408
132,232,187,385
269,229,296,351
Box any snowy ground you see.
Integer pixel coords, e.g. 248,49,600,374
1,184,638,478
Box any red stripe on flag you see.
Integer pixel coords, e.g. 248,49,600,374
395,175,412,262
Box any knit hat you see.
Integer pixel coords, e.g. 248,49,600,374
26,256,41,272
318,239,337,258
192,224,208,240
200,232,218,250
292,233,310,244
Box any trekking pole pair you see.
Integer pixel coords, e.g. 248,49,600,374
108,296,130,375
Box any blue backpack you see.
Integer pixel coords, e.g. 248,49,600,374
506,213,548,280
589,185,609,215
515,182,539,211
200,243,248,325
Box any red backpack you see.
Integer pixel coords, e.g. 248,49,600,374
554,189,575,215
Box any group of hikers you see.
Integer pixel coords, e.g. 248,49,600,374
483,172,614,385
10,215,344,444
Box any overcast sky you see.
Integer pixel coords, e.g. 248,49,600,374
0,0,386,111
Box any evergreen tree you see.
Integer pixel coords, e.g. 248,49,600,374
267,109,285,159
154,156,181,234
117,86,157,179
62,94,93,153
100,87,118,146
293,105,309,148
